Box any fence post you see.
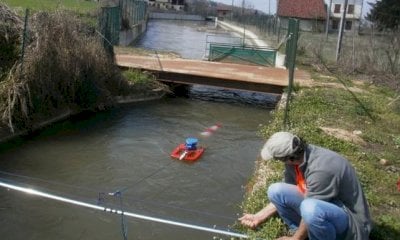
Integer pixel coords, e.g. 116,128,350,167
99,5,122,56
20,8,29,75
283,18,299,130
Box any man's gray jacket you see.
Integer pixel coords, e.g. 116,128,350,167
284,144,372,240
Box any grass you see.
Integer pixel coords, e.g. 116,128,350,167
1,0,101,27
239,69,400,239
121,69,170,97
1,0,98,13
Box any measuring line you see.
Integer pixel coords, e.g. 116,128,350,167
0,170,236,221
0,181,248,239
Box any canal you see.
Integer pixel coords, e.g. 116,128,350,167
0,20,277,240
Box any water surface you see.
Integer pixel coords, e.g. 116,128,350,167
0,98,272,239
0,19,277,240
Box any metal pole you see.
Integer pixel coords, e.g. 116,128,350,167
359,0,364,32
335,0,349,62
325,0,332,40
0,181,248,239
242,0,246,46
283,19,299,129
20,8,29,75
268,0,271,16
231,0,234,21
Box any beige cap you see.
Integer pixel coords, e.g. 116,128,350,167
261,132,298,160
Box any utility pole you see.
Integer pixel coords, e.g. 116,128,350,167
242,0,246,46
335,0,349,62
268,0,271,15
325,0,332,39
231,0,234,21
359,0,364,32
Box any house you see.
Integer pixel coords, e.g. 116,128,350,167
147,0,185,11
216,6,232,21
277,0,327,32
327,0,363,32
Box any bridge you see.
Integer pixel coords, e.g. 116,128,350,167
115,54,310,94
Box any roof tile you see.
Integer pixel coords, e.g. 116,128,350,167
278,0,327,19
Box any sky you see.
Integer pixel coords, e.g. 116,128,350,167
215,0,378,17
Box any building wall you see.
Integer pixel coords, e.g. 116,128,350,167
327,0,362,32
280,18,325,32
329,0,363,19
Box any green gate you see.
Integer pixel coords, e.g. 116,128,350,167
99,6,121,54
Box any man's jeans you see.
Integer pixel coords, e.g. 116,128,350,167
268,182,349,240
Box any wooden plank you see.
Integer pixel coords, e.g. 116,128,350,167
115,54,310,94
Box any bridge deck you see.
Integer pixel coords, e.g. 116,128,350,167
116,54,310,94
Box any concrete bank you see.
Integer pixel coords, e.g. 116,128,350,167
149,12,204,21
119,20,148,46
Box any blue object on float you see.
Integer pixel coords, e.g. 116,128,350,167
185,138,198,150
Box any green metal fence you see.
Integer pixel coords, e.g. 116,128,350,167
232,14,278,36
120,0,147,27
98,0,148,52
206,34,277,66
209,43,276,66
99,6,121,54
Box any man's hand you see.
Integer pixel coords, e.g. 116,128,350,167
238,213,264,229
239,203,278,229
276,237,299,240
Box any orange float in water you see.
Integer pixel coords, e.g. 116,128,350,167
170,138,204,162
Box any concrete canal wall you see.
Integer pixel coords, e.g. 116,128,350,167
149,12,204,21
119,20,148,46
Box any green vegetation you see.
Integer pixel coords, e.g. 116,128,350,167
122,69,169,97
123,69,157,85
239,68,400,239
0,2,22,80
0,7,125,132
367,0,400,30
1,0,100,26
1,0,98,13
0,3,166,133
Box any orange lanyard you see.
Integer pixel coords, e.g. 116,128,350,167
295,165,307,194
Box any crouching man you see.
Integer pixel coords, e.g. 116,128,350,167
239,132,371,240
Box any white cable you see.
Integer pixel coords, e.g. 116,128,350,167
0,181,248,239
